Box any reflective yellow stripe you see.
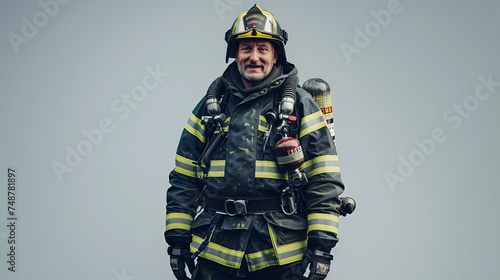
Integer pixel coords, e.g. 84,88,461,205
276,150,304,165
307,213,339,234
258,115,267,132
185,113,206,143
165,213,194,231
174,154,201,178
216,117,230,133
299,110,327,138
276,239,307,264
165,223,190,231
231,14,244,34
246,239,306,272
236,30,273,39
191,235,245,269
267,223,307,265
191,222,307,272
246,248,278,271
255,161,286,180
166,213,194,220
207,160,225,177
206,160,286,180
231,5,279,37
258,222,306,271
301,155,338,169
301,155,340,178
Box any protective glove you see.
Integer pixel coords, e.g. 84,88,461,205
167,244,195,280
291,247,334,280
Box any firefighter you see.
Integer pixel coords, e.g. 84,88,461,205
165,4,345,280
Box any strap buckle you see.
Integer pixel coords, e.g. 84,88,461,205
224,199,247,216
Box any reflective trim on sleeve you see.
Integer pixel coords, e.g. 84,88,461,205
185,113,206,143
301,155,340,178
191,234,245,269
299,110,327,138
165,213,194,231
174,154,202,178
307,213,339,235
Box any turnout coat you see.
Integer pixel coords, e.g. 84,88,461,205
165,62,344,272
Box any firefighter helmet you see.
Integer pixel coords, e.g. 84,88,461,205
224,4,288,63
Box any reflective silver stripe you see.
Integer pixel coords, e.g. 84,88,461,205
276,150,304,165
246,248,278,271
185,113,206,143
264,222,307,271
308,218,339,229
203,246,243,266
232,7,279,36
205,160,286,180
207,160,225,177
307,213,339,234
174,154,201,178
278,243,307,262
299,110,327,138
191,235,244,269
301,155,340,178
255,161,286,180
165,213,194,231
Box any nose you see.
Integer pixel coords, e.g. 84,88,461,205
249,48,259,62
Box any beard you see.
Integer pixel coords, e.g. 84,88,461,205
237,63,269,86
240,72,266,84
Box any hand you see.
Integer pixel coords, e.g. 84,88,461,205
168,245,195,280
291,248,333,280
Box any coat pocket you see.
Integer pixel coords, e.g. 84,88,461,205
264,213,307,230
220,215,254,230
191,211,217,236
265,213,308,247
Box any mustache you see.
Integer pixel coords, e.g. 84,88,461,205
244,62,264,68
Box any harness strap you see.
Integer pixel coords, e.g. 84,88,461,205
191,214,223,259
205,196,283,216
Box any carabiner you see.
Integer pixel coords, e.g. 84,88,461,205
280,189,297,215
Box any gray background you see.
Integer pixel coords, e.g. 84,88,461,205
1,0,499,279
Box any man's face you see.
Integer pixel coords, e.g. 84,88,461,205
235,39,278,87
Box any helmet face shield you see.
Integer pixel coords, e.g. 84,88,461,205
225,4,287,63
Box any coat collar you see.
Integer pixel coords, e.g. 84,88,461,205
222,62,298,98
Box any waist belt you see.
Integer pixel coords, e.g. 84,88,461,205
205,196,282,216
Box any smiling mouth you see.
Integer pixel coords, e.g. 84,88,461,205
245,65,263,70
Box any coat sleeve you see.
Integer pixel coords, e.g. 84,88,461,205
164,97,208,246
295,88,345,249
